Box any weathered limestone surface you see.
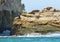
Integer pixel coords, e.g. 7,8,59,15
12,7,60,35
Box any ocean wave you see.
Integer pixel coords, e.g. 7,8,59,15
21,32,60,37
0,32,60,37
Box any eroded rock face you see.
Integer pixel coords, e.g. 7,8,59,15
0,0,25,33
42,7,56,12
12,7,60,35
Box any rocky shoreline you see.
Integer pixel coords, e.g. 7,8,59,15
11,7,60,35
0,0,60,36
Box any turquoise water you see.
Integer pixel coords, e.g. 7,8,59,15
0,37,60,42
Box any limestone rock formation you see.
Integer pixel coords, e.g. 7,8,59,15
0,0,25,33
12,7,60,35
42,7,56,12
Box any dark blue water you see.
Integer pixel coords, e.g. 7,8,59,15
0,37,60,42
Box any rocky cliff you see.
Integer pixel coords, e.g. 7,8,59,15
0,0,25,33
12,7,60,35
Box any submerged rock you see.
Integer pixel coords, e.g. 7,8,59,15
0,30,10,36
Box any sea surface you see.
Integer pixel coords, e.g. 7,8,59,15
0,32,60,42
0,37,60,42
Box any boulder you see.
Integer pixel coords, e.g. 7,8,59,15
42,7,56,12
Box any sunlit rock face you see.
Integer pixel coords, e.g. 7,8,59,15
12,7,60,35
0,0,25,33
42,7,56,12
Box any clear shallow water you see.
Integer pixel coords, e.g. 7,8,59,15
0,37,60,42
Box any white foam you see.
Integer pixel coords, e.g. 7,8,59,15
0,32,60,37
22,33,60,37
